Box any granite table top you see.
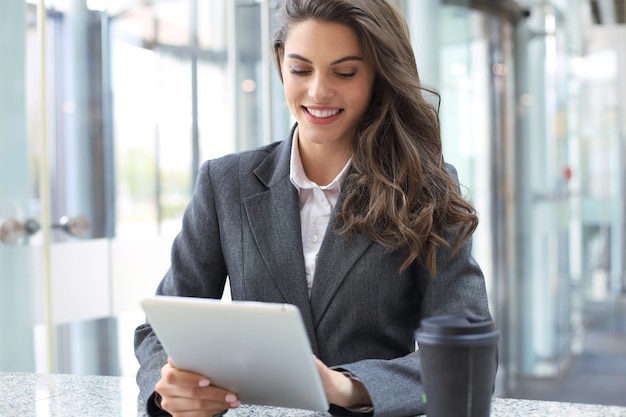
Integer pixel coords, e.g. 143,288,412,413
2,372,626,417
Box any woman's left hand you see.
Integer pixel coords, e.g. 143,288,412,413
314,356,372,409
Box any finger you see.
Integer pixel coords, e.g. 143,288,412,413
159,391,237,408
313,356,325,372
159,358,241,410
314,357,331,383
157,368,240,410
157,385,240,415
159,393,229,417
162,358,211,388
157,374,235,402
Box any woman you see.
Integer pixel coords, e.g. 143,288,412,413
134,0,493,416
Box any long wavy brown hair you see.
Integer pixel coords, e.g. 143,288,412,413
272,0,478,274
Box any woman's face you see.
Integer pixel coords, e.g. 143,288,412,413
280,19,375,153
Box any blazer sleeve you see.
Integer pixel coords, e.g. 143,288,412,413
134,160,229,414
337,166,493,417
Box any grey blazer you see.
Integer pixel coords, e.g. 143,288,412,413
134,136,493,417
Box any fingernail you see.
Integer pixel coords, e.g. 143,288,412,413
198,379,210,387
225,393,238,403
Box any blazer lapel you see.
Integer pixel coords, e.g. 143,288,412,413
309,197,373,326
244,178,309,306
243,138,319,353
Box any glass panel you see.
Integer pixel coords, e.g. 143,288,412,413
197,1,233,161
516,4,572,377
233,0,265,150
111,39,159,238
198,58,235,161
576,50,622,300
438,5,494,305
197,0,227,50
155,0,190,46
109,5,155,44
0,2,46,372
155,51,193,235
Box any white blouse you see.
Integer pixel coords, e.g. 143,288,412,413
289,129,352,295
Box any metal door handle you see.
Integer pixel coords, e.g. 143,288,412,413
0,215,89,244
52,215,90,237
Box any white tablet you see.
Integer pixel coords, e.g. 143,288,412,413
140,295,329,411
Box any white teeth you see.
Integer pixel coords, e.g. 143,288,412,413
307,108,340,118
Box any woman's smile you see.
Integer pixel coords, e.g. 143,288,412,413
302,106,344,124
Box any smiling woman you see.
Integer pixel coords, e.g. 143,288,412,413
134,1,493,416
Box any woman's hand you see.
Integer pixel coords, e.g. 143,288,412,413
314,357,372,409
155,358,241,417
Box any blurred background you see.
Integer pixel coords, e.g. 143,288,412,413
1,0,625,406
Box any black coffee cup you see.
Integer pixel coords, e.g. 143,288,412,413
415,315,500,417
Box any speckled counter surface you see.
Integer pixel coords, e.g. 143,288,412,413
2,372,626,417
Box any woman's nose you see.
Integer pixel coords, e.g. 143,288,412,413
308,73,334,101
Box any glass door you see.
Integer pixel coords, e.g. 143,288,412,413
2,1,124,375
516,3,574,377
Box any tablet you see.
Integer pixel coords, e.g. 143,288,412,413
140,295,329,411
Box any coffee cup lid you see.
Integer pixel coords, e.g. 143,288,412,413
416,315,501,346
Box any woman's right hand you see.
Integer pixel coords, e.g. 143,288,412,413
155,357,241,417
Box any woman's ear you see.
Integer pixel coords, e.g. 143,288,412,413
277,46,284,62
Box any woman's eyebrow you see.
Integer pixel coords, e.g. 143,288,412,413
287,53,364,65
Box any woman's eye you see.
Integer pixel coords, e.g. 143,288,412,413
290,69,309,76
337,72,356,79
